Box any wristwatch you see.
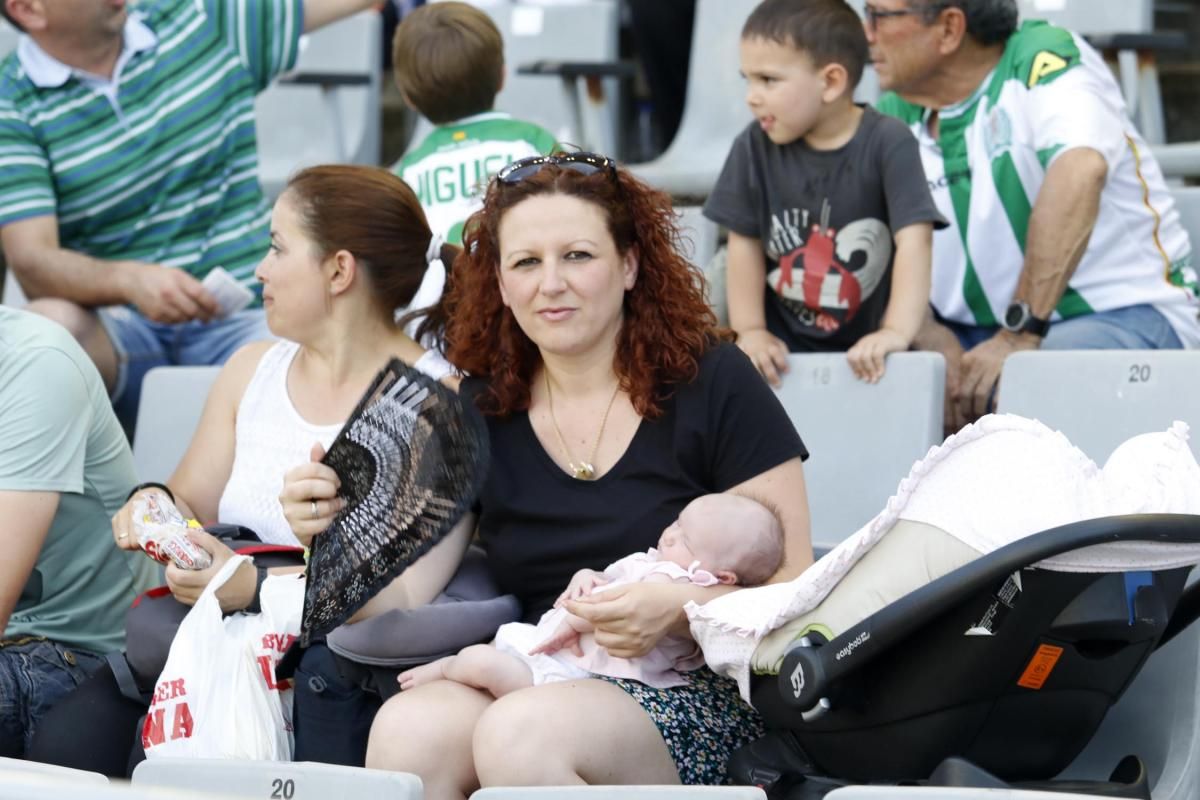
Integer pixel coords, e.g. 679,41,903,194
1002,301,1050,337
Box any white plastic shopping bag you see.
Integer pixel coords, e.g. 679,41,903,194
142,555,305,760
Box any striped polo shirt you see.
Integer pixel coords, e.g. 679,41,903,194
0,0,303,294
878,21,1200,346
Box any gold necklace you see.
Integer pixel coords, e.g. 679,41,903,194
544,371,621,480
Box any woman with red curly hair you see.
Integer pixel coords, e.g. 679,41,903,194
367,154,813,793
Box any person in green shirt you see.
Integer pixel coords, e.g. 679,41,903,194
0,306,158,758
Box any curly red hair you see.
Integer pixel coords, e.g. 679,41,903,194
443,161,730,418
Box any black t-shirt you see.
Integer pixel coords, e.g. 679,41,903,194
704,106,945,352
464,343,808,622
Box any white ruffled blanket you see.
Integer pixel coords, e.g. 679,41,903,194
686,414,1200,702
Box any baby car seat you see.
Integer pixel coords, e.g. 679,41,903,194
731,514,1200,800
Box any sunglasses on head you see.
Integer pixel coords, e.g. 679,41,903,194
494,152,618,185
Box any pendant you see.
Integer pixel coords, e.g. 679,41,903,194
571,462,596,480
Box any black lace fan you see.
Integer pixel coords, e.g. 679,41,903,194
299,359,489,646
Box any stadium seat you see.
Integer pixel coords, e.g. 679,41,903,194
406,0,622,158
471,788,766,800
132,758,422,799
996,350,1200,463
132,366,220,483
676,206,720,272
502,0,622,152
1171,185,1200,244
2,265,27,307
0,757,107,785
626,0,755,198
775,352,945,552
0,18,16,56
1060,616,1200,800
1153,142,1200,180
813,789,1099,800
256,11,382,200
0,775,225,800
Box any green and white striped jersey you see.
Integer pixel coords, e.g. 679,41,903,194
395,112,557,245
879,21,1199,347
0,0,302,296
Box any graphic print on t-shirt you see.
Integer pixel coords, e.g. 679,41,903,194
765,199,892,337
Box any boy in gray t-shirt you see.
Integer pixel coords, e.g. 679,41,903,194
704,0,944,387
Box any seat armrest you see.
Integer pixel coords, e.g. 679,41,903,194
516,59,637,80
275,71,373,88
1083,32,1189,52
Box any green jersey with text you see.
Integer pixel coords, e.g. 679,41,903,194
395,112,557,245
878,21,1199,346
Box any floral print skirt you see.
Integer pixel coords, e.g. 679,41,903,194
600,668,765,785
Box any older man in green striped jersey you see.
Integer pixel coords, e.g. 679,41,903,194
0,0,378,429
869,0,1199,429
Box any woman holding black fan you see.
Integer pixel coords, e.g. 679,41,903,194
365,153,814,793
110,165,472,622
32,166,474,775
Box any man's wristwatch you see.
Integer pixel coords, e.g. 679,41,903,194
1002,301,1050,337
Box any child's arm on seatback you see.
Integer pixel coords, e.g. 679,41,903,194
846,222,933,383
728,231,790,388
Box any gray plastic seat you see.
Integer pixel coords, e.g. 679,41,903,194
625,0,755,198
132,758,421,800
676,206,720,272
0,19,16,57
0,757,107,786
133,366,221,483
471,787,766,800
0,775,229,800
1059,617,1200,800
775,352,945,551
1,266,26,307
824,787,1105,800
405,0,621,158
1152,142,1200,181
256,11,382,200
996,350,1200,463
1170,186,1200,244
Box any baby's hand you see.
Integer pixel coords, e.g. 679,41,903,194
847,328,910,384
529,621,583,657
555,569,609,607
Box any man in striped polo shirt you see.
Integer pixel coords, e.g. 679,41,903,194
868,0,1199,428
0,0,377,429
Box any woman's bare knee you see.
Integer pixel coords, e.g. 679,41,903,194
474,681,678,788
26,298,96,340
366,680,492,800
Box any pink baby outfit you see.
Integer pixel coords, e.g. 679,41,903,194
492,549,720,689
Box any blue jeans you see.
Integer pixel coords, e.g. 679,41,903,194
944,304,1184,351
0,637,105,757
98,307,273,429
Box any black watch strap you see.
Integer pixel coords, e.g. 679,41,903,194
244,565,269,614
1020,314,1051,337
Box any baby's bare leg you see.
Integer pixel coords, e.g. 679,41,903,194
443,644,534,698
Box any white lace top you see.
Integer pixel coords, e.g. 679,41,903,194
217,340,456,545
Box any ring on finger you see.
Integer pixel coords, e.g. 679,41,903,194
310,499,318,519
118,532,128,540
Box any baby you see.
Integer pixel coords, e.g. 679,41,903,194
398,493,784,696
